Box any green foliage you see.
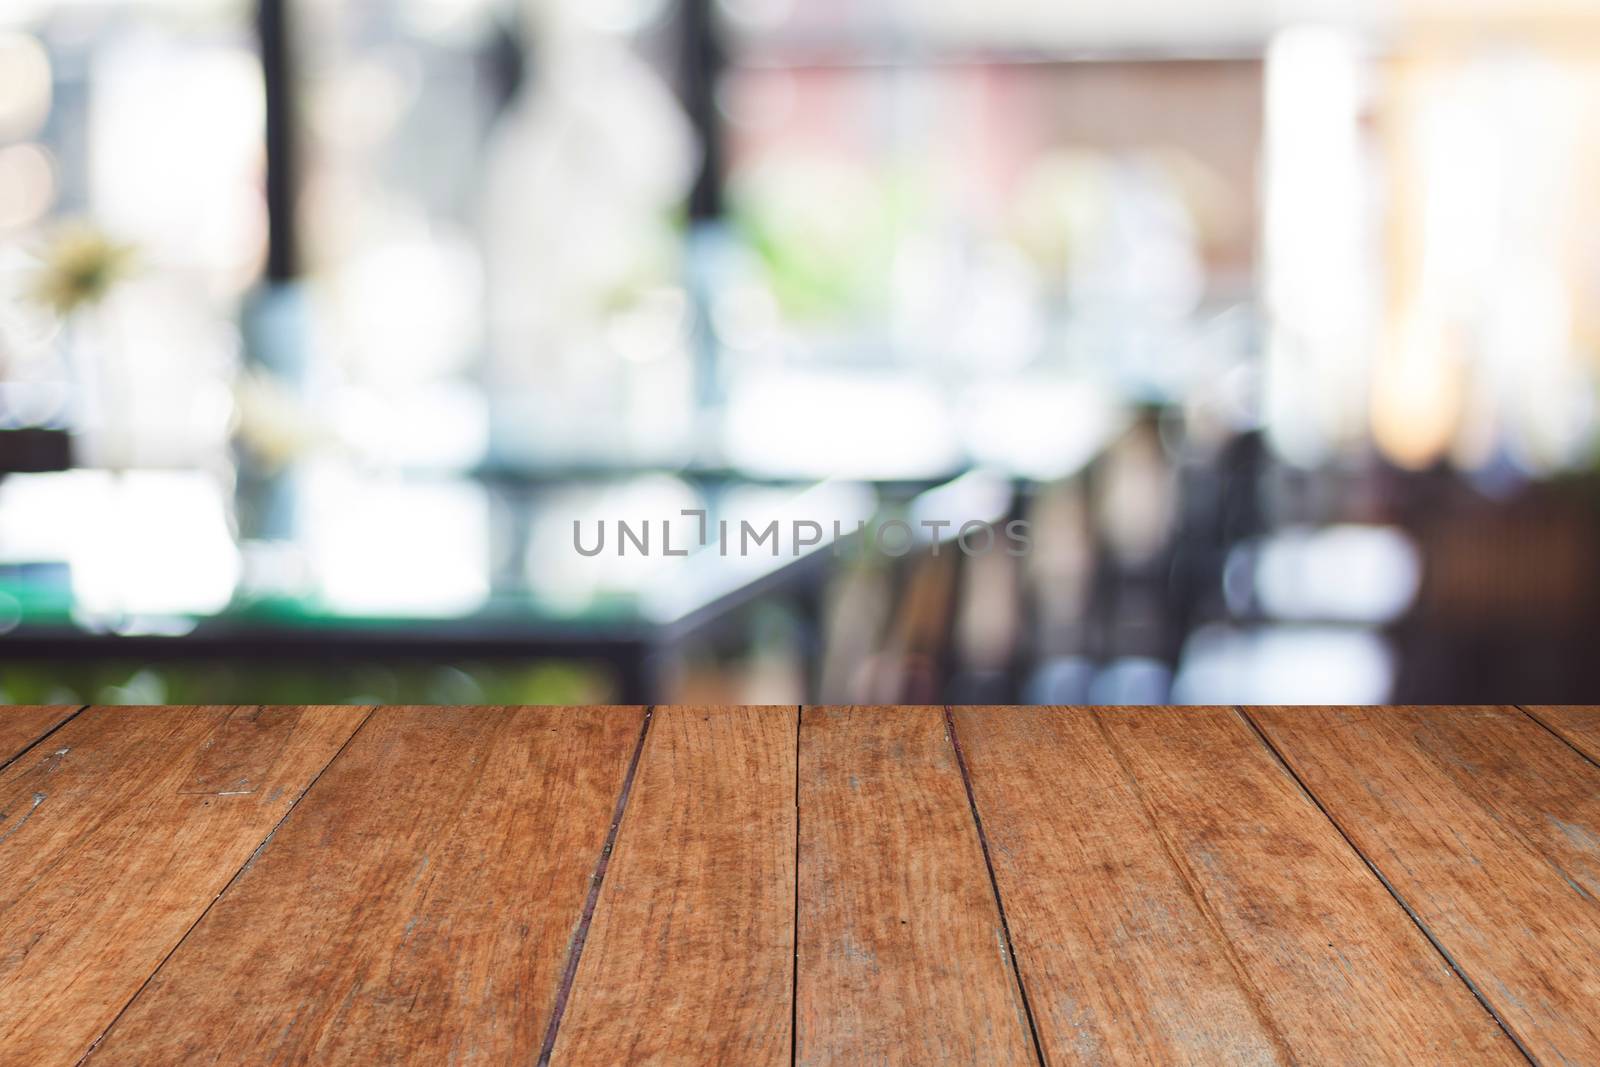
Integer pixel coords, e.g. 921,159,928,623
0,659,613,706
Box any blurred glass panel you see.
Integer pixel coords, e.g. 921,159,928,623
300,467,491,616
1245,524,1421,623
1261,4,1600,474
718,0,1379,53
293,0,497,472
0,469,239,618
1374,38,1600,473
1262,27,1376,467
1173,623,1395,705
0,0,259,468
716,58,1261,414
290,0,700,469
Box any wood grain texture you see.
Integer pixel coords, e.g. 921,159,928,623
1100,707,1520,1065
796,707,1036,1066
89,706,644,1066
0,705,367,1064
6,703,1597,1066
1524,705,1600,766
551,706,795,1066
953,706,1288,1065
178,705,301,794
1252,704,1600,1065
0,706,76,768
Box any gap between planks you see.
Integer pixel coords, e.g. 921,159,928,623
0,706,89,775
75,705,380,1067
941,707,1048,1067
36,704,1573,1066
1093,709,1299,1065
791,706,801,1067
1232,707,1540,1067
536,706,656,1067
1517,704,1600,772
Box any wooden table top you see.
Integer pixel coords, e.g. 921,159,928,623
1,705,1596,1065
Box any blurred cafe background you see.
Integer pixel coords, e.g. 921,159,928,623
3,0,1600,705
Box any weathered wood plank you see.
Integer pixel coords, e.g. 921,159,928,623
88,706,643,1066
1100,707,1520,1065
178,705,300,795
1252,704,1600,1065
0,705,368,1064
7,703,1592,1065
550,706,795,1066
0,706,76,768
954,706,1288,1065
1524,705,1600,766
797,706,1035,1066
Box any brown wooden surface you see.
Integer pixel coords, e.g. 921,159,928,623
1524,704,1600,765
177,705,304,795
0,705,77,767
953,706,1289,1064
89,706,643,1065
3,704,1597,1066
0,705,367,1063
1253,704,1600,1065
1100,707,1520,1065
796,707,1035,1065
549,706,797,1066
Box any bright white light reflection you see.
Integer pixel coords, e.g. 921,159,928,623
335,234,482,383
909,469,1012,541
336,381,489,469
722,372,961,479
1172,624,1393,705
1263,25,1372,467
304,472,489,617
0,32,51,141
91,38,264,279
962,380,1125,482
1247,524,1421,624
0,471,239,617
